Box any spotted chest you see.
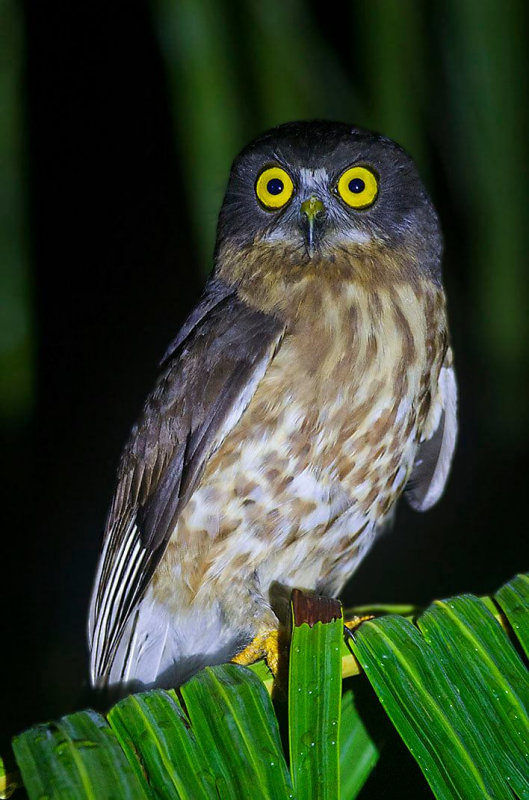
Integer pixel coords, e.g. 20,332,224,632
153,277,447,611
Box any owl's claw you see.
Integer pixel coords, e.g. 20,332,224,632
232,629,280,675
343,614,374,639
232,616,373,673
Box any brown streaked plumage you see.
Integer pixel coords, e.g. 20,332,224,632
88,121,457,693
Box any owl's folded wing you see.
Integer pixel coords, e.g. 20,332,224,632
405,352,458,511
88,278,285,685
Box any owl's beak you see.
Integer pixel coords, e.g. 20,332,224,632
300,196,326,255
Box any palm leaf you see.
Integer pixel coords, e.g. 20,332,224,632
11,710,151,799
339,688,380,799
12,667,294,800
8,573,529,799
347,579,529,798
495,573,529,657
288,591,343,799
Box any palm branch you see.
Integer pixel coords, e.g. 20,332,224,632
3,573,529,799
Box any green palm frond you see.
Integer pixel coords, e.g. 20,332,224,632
5,573,529,799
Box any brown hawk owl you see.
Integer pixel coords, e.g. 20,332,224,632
88,121,457,692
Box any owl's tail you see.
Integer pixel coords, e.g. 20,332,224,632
90,595,244,697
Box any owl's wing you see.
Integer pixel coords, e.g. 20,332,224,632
405,352,457,511
88,278,285,684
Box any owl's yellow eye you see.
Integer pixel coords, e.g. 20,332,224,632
337,165,378,209
255,166,294,209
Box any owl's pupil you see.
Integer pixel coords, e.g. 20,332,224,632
267,178,284,195
348,178,365,194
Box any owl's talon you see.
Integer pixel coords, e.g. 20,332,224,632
343,614,374,639
232,629,280,675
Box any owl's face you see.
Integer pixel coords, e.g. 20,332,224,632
216,121,442,280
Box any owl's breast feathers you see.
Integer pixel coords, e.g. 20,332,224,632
154,245,450,600
89,244,455,685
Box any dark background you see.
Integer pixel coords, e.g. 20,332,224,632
2,1,529,795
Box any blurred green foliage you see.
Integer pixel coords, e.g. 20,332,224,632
0,1,33,425
2,0,528,437
151,0,529,440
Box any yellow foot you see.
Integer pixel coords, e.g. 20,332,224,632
232,629,280,675
344,614,374,635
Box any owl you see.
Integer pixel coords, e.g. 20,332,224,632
88,121,457,692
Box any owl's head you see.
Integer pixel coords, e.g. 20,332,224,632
215,121,442,287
